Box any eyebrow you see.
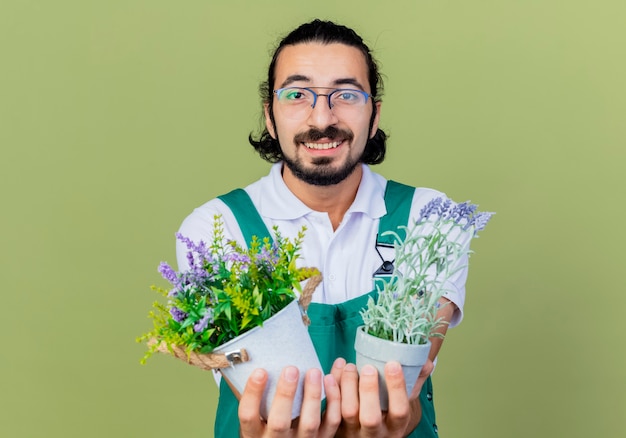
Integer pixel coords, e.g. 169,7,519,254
279,75,311,88
278,75,366,91
333,78,365,91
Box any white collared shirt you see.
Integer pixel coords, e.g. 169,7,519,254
176,163,466,327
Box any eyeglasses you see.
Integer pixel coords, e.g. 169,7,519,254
273,87,371,120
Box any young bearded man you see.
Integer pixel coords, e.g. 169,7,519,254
177,19,466,438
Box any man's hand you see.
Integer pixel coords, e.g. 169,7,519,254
331,358,435,438
238,367,341,438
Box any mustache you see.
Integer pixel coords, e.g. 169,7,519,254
293,126,354,143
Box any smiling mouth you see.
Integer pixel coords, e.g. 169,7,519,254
303,140,342,150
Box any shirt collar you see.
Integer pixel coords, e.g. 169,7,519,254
257,162,387,220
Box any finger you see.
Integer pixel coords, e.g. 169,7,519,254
297,368,323,436
319,374,341,438
384,361,411,434
266,366,299,435
329,357,346,386
238,369,268,437
339,363,361,428
357,364,383,435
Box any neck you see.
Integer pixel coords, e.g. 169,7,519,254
282,164,363,230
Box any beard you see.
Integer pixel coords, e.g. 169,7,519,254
282,153,362,186
282,126,362,186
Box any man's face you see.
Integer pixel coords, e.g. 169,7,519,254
265,42,381,186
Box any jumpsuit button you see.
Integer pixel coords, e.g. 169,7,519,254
328,274,336,281
433,424,438,433
426,392,433,401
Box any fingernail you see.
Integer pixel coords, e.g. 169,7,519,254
333,357,346,369
344,363,357,373
386,361,401,375
307,368,322,384
361,365,377,376
251,369,265,383
324,374,337,388
283,366,298,382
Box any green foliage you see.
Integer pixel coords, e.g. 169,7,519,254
138,217,319,362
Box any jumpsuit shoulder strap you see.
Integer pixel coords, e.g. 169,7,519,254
377,180,416,243
217,188,273,244
214,188,270,438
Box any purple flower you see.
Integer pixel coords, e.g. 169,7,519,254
224,251,251,265
193,310,213,333
186,251,197,270
195,240,207,256
176,270,211,297
176,233,214,268
469,211,494,232
167,286,182,298
449,201,477,225
176,233,197,251
438,199,452,217
417,197,444,222
169,307,187,323
259,246,279,265
158,262,178,285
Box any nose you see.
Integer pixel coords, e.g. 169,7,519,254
307,93,338,127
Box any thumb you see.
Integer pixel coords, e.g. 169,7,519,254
410,359,434,399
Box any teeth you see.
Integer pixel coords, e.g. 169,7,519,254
303,141,341,150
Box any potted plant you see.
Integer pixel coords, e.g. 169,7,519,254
355,197,493,408
138,216,323,419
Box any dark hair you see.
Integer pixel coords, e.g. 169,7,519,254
248,19,387,164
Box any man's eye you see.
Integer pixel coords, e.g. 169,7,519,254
334,91,360,102
284,90,306,100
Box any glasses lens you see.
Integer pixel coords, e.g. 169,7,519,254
330,89,368,107
275,88,313,104
275,88,314,119
274,87,369,119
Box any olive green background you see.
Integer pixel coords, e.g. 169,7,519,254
1,1,624,437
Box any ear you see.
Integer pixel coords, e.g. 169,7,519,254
369,101,382,139
264,103,277,139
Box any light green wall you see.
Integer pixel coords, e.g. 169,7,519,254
1,1,624,437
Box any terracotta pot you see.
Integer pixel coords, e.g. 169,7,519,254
354,326,431,410
213,299,323,420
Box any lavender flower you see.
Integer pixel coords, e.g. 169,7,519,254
175,232,198,251
169,307,187,323
176,233,214,268
158,262,178,285
193,310,213,333
259,246,279,265
224,251,251,266
449,201,477,225
438,198,452,217
417,197,443,222
167,285,183,298
195,240,208,256
175,270,212,298
186,251,196,270
470,212,494,232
